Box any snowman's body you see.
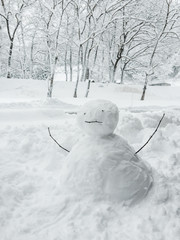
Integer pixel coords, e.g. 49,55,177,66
61,100,153,204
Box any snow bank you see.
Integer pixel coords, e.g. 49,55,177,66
1,78,180,108
0,107,180,240
0,78,180,240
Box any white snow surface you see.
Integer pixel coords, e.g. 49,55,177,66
66,100,153,205
77,99,119,136
0,78,180,240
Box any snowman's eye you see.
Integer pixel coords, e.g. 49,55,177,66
84,112,86,115
102,110,104,112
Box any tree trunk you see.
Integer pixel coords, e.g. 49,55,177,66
120,63,127,84
47,74,54,98
30,30,36,78
7,40,14,78
85,79,91,98
73,80,78,98
111,64,117,83
140,73,148,100
30,41,34,78
69,46,72,82
120,70,124,84
93,46,98,66
73,47,81,98
79,44,83,82
64,46,68,81
80,65,86,82
80,41,89,82
20,21,26,79
112,69,116,83
47,56,58,98
85,68,89,80
81,59,89,82
112,57,120,83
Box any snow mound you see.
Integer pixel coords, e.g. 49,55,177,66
60,100,153,206
42,98,77,110
1,107,180,239
114,85,142,94
1,74,180,240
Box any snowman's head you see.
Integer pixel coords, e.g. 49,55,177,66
77,100,119,137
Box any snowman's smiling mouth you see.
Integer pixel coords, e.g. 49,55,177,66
85,120,103,124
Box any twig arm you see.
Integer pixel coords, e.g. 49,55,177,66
135,113,165,155
48,127,70,153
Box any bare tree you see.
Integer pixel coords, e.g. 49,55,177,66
72,0,126,97
105,0,152,83
0,0,27,78
141,0,179,100
37,0,72,97
0,0,179,89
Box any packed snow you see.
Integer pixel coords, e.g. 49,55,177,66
77,100,120,136
61,100,153,205
0,78,180,240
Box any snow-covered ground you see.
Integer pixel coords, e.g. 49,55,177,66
0,78,180,240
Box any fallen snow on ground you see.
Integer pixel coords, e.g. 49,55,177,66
0,78,180,240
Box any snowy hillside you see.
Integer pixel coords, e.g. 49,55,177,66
0,78,180,240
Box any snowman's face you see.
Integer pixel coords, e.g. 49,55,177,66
77,100,119,137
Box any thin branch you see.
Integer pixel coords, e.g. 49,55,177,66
135,113,165,155
12,13,21,39
48,127,70,152
0,12,7,20
0,0,6,12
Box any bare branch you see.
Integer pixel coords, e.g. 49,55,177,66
0,0,6,12
48,127,70,153
12,13,21,39
135,113,165,155
0,12,7,20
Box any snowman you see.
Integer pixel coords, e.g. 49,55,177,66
60,100,153,205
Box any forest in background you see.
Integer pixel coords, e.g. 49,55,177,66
0,0,180,98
